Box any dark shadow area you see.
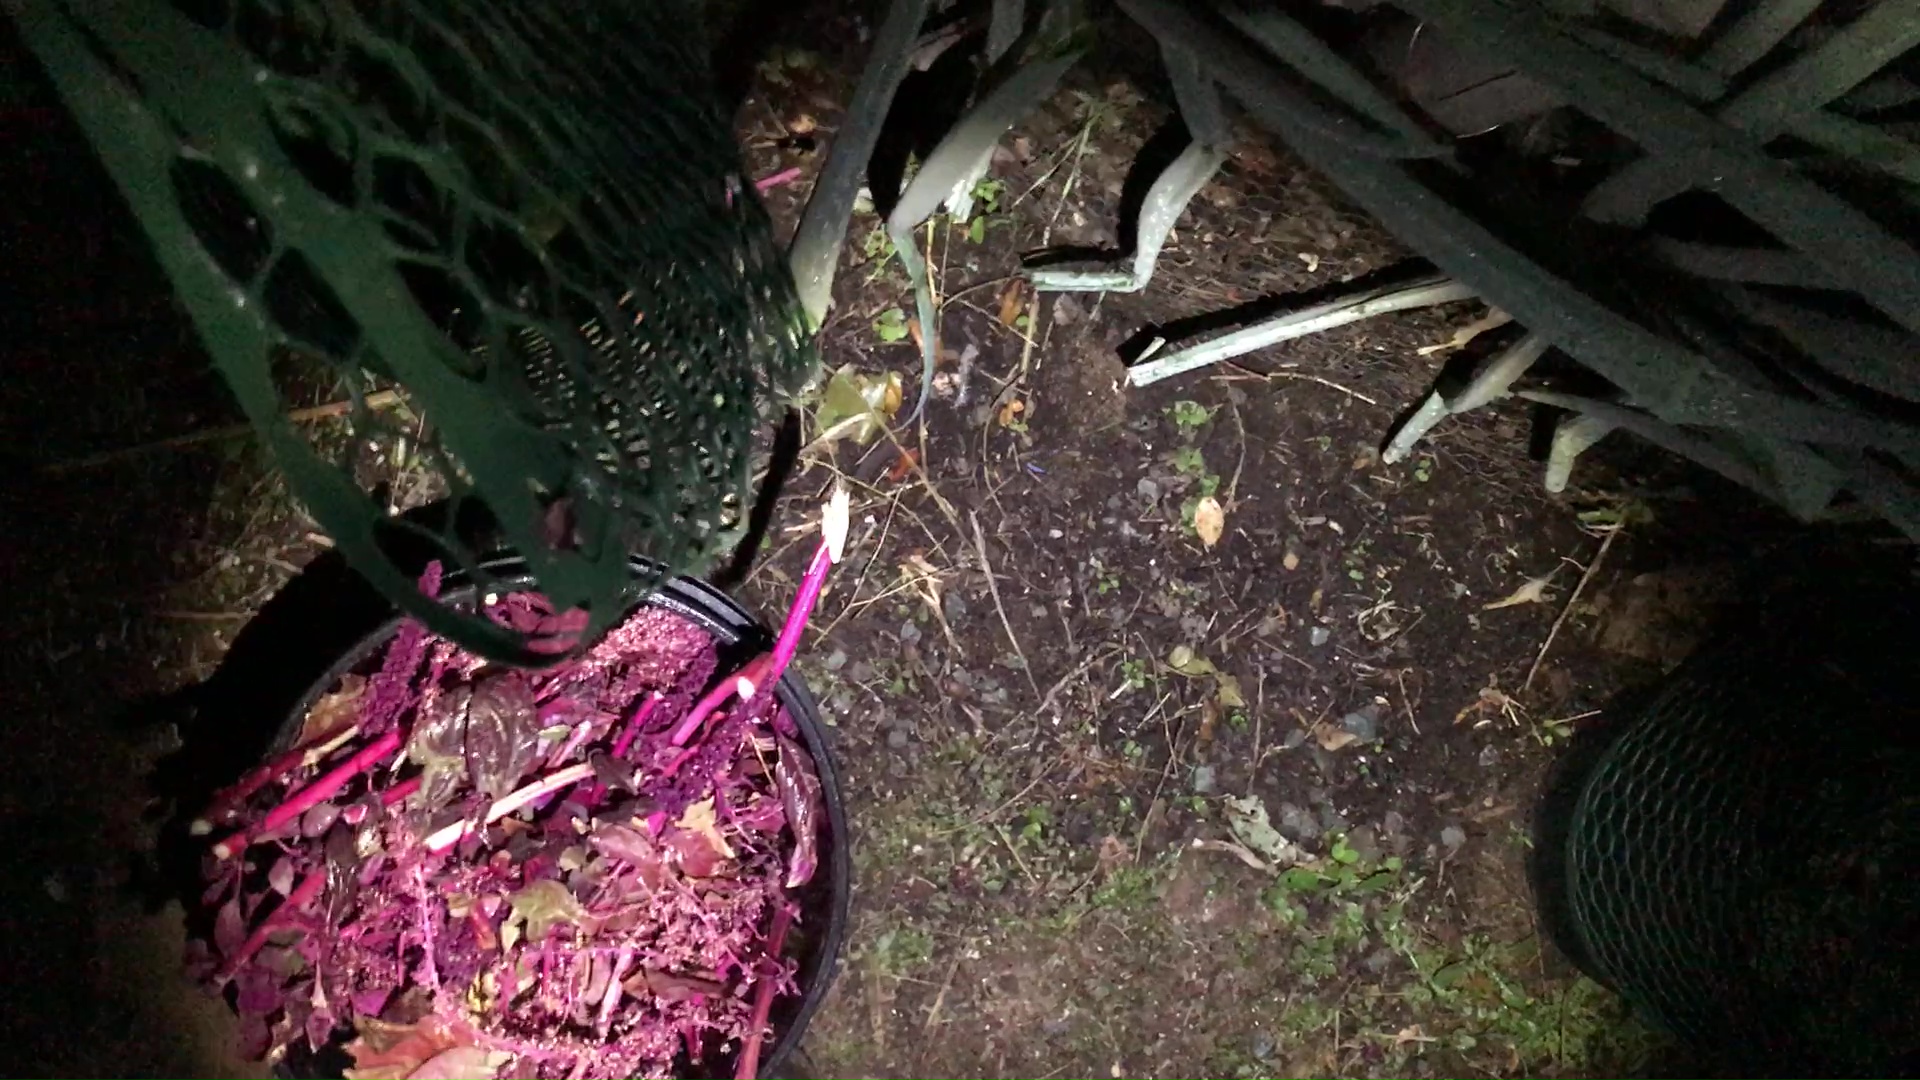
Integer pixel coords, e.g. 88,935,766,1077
0,21,251,1076
712,408,803,593
1019,108,1197,272
1530,531,1920,1078
866,19,984,221
708,0,815,116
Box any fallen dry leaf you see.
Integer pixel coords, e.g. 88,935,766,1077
1165,645,1216,676
1193,496,1225,548
907,316,924,351
1394,1024,1438,1047
1313,722,1359,751
997,398,1026,428
676,797,737,860
343,1017,473,1080
1454,681,1526,728
1418,307,1514,356
1482,572,1557,610
813,364,903,446
1223,795,1303,866
996,279,1027,326
884,448,918,484
1190,837,1271,872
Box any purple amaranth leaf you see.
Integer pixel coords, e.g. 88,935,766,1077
773,735,823,889
407,685,470,813
462,675,541,801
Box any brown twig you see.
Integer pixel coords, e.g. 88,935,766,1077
1216,365,1379,406
970,510,1041,702
1525,525,1620,691
41,389,405,473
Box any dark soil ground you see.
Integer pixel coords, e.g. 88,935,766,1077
0,5,1830,1078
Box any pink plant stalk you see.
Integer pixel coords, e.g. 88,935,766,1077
755,166,803,193
733,901,796,1080
610,695,661,759
669,485,849,748
422,762,596,852
193,744,312,833
211,728,403,859
219,867,325,979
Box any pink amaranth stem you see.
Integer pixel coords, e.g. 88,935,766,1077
668,675,747,748
211,728,403,859
755,166,803,193
381,776,421,807
193,743,312,832
669,539,834,749
734,901,796,1080
422,763,595,852
219,867,325,979
752,541,834,702
611,694,660,759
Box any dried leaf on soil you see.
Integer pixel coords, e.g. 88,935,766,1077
997,398,1026,428
1313,722,1360,751
1455,681,1525,727
1214,672,1245,710
996,280,1028,326
1223,795,1302,867
815,364,903,446
1165,645,1215,676
1482,573,1557,610
1192,496,1225,548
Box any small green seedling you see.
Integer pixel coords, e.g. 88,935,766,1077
873,307,910,344
1170,399,1213,432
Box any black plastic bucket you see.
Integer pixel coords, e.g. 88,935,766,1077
225,552,848,1080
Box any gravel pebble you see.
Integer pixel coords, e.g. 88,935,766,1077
1441,824,1467,852
1340,705,1381,743
886,728,910,750
1278,801,1321,841
1190,764,1217,794
1308,625,1331,647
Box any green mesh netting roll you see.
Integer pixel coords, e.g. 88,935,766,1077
8,0,816,663
1552,562,1920,1074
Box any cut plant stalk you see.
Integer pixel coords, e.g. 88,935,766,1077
423,762,597,852
218,867,325,979
733,901,796,1080
211,728,403,859
669,486,850,748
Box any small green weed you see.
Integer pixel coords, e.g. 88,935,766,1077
1170,446,1207,476
1170,399,1213,432
867,925,933,975
872,307,909,344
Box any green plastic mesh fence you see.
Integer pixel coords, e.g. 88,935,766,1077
8,0,816,663
1558,583,1920,1073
